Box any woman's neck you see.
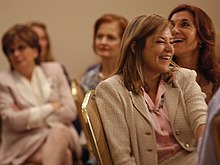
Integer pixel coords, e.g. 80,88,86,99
100,58,118,78
175,50,199,70
17,65,35,81
144,73,161,102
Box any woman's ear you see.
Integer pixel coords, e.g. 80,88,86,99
33,48,39,59
130,41,136,54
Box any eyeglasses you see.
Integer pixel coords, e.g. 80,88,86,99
7,45,28,55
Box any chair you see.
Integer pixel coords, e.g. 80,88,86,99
212,114,220,164
71,79,93,158
82,90,113,165
71,79,85,112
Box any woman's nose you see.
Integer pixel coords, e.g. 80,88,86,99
165,43,174,53
100,37,108,44
171,25,180,34
13,49,21,56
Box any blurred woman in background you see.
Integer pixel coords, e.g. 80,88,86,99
80,13,128,94
28,21,71,87
0,24,82,165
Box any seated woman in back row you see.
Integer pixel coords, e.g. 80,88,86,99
95,14,207,165
0,24,82,165
80,13,128,94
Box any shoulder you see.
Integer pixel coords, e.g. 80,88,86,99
97,75,124,91
85,63,100,73
0,70,14,84
80,64,101,91
100,74,122,84
96,75,130,104
83,64,100,78
41,62,62,70
174,67,197,83
41,62,64,75
0,70,11,78
175,67,197,78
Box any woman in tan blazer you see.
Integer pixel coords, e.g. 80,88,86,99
0,24,81,165
95,14,207,165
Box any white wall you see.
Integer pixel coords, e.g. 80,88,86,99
0,0,219,79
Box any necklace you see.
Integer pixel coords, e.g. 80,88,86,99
98,72,107,80
145,94,164,115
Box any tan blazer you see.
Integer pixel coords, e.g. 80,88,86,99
96,67,207,165
0,62,81,165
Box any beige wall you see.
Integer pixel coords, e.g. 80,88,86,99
0,0,219,79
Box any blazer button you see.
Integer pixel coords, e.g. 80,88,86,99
147,149,153,152
145,132,151,135
185,143,190,148
175,129,181,135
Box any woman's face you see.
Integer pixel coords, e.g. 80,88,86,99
32,26,48,61
170,11,200,58
142,27,174,76
94,22,121,60
7,39,38,74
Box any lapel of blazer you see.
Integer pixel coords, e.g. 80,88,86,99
164,84,180,125
12,66,52,106
13,71,38,106
129,91,152,124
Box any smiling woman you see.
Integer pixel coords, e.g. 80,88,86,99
141,26,174,84
95,14,207,165
168,4,220,103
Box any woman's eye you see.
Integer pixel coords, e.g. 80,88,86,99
107,35,117,41
96,34,103,39
182,22,190,27
156,40,164,43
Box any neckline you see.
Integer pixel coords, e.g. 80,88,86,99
145,94,164,115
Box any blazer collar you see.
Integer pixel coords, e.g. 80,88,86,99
129,83,180,125
164,83,180,125
13,66,52,106
129,91,152,124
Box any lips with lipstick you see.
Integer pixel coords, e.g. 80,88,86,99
173,38,184,43
159,55,172,61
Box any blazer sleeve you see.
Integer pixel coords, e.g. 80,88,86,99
44,63,77,126
0,82,53,132
96,80,137,165
177,69,207,135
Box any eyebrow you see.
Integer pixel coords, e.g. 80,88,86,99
157,36,174,40
181,18,191,22
171,18,191,23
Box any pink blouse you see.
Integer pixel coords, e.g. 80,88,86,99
143,79,181,162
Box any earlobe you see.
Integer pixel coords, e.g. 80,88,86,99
130,41,136,54
33,48,39,59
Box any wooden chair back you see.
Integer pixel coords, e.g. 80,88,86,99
71,79,93,156
82,90,113,165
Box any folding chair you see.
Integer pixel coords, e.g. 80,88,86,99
82,90,113,165
71,79,93,158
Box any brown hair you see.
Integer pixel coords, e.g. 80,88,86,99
28,21,54,61
93,13,128,52
116,14,174,95
168,4,220,84
2,24,41,69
